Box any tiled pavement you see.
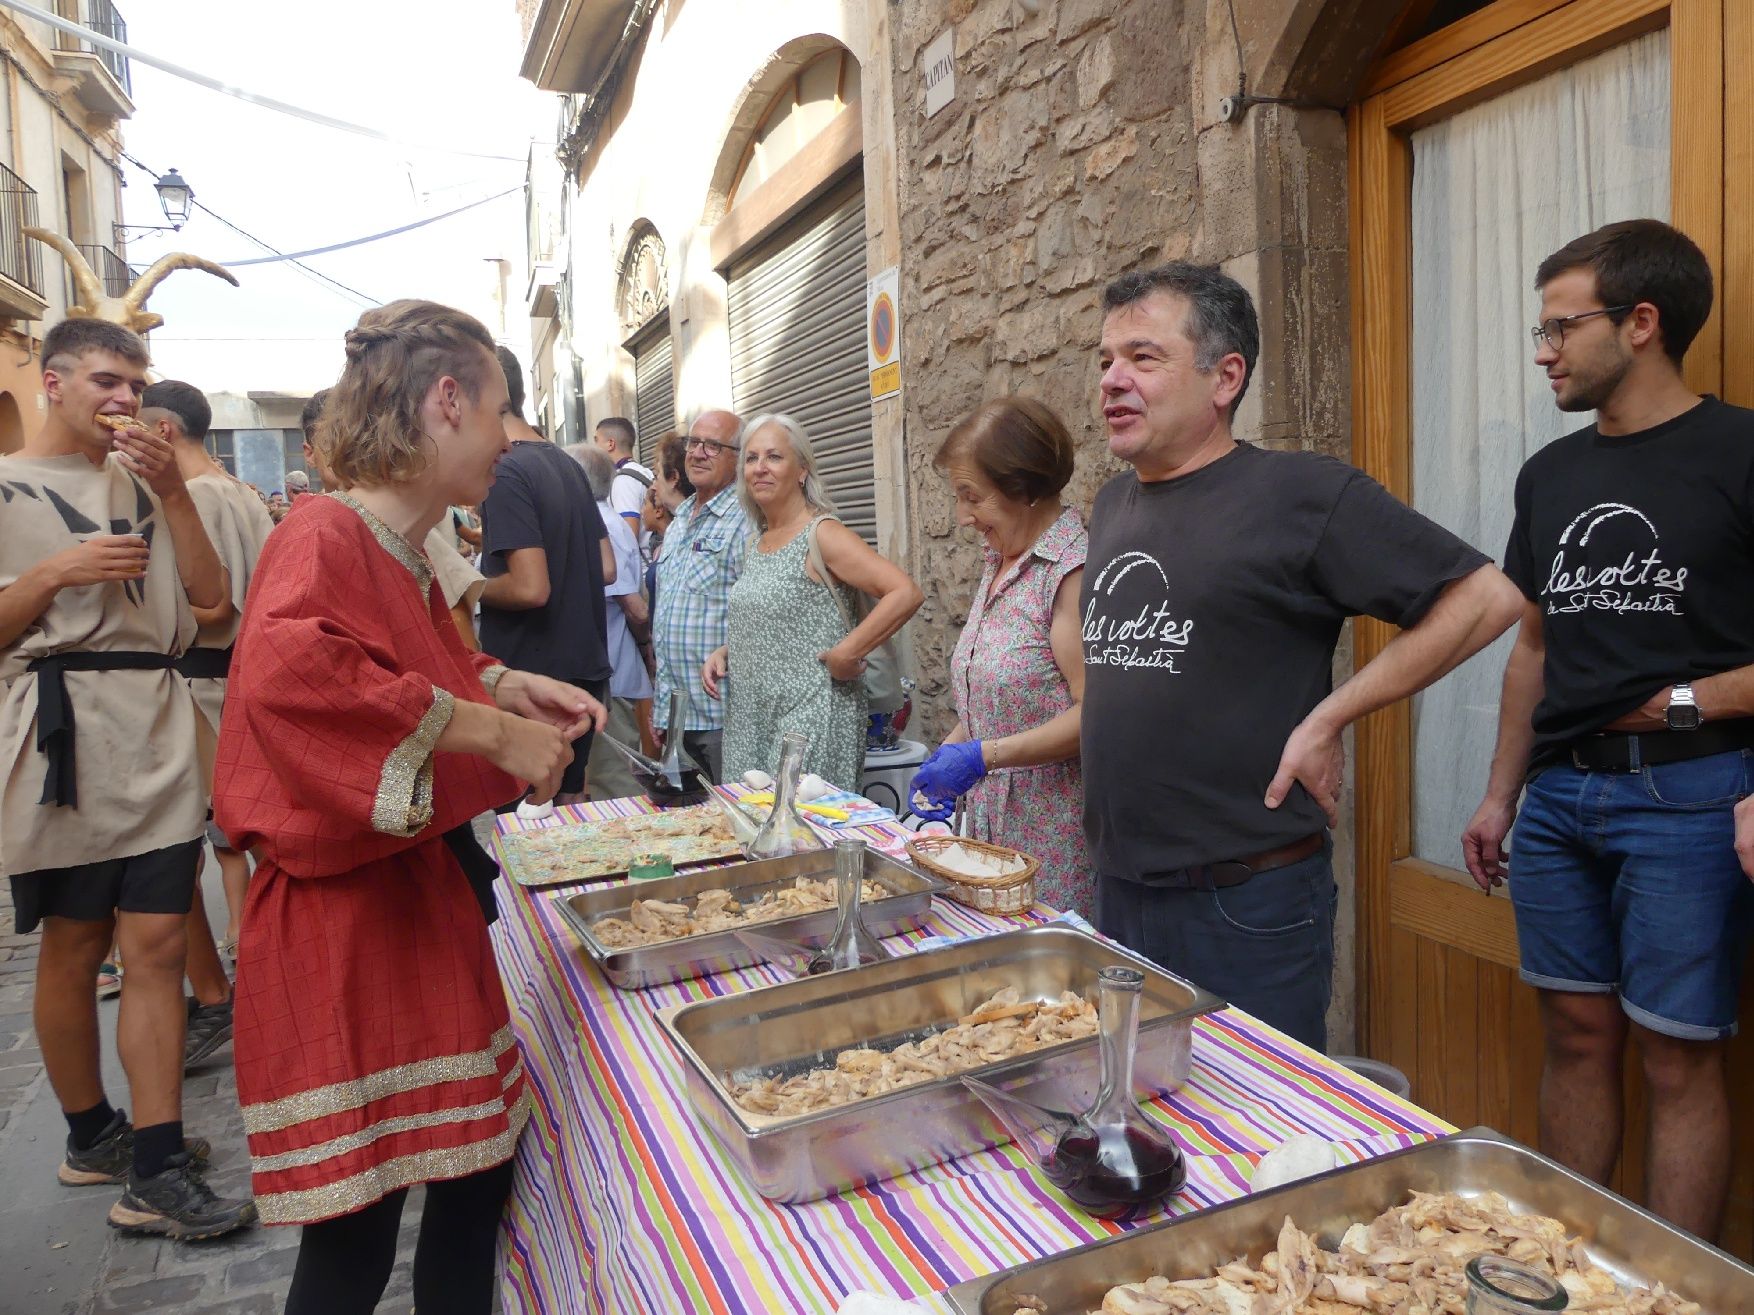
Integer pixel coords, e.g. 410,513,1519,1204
0,872,429,1315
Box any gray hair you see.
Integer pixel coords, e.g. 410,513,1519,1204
564,443,616,501
1102,261,1260,417
736,413,837,529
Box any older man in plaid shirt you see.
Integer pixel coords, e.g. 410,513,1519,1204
652,409,749,782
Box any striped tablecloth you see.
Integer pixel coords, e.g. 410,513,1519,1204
489,794,1452,1315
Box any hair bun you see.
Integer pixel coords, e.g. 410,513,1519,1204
343,325,393,361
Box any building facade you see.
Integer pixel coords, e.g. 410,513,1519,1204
0,0,133,452
518,0,1753,1254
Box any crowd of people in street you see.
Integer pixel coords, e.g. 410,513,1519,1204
0,214,1749,1312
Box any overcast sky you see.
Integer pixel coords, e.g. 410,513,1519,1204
117,0,550,395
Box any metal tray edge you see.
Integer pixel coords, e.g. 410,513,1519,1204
939,1126,1754,1314
660,927,1224,1143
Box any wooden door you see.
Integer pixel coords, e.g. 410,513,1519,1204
1350,0,1753,1258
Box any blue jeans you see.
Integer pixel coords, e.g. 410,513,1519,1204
1096,841,1336,1052
1511,749,1754,1041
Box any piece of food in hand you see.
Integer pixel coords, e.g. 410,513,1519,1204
515,798,556,821
95,413,139,435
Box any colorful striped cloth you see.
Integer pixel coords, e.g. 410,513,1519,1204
490,801,1451,1315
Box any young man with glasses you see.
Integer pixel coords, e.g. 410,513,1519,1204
1463,218,1754,1241
650,410,748,782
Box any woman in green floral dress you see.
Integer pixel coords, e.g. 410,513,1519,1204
704,415,922,790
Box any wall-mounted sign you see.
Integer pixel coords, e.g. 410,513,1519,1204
866,266,901,399
923,29,956,118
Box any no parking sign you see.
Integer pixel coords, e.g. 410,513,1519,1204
866,266,900,399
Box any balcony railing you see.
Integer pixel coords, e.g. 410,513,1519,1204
54,0,132,97
0,163,45,297
78,243,131,298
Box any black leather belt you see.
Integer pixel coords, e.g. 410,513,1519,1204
176,645,233,680
1567,720,1754,772
28,651,176,808
1136,832,1325,890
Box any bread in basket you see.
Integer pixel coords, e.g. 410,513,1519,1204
905,834,1039,915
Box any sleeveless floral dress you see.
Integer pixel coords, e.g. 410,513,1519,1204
722,523,868,790
949,508,1093,917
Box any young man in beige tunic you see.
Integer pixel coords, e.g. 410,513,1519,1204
139,379,274,1068
0,319,255,1239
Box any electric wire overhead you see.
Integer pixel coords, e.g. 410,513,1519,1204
119,151,380,308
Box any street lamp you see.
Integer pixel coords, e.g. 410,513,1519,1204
153,169,193,228
114,168,196,241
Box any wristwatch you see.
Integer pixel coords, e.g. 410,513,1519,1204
1665,683,1701,731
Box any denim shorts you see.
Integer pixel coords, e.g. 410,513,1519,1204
1510,748,1754,1041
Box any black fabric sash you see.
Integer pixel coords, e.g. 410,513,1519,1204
28,651,176,808
176,646,233,680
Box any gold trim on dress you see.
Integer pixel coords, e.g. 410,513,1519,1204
329,491,435,596
249,1058,526,1173
242,1025,516,1135
254,1089,532,1225
479,663,509,697
369,686,453,837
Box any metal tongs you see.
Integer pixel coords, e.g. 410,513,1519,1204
597,689,707,788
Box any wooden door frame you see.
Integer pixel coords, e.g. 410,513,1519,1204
1348,0,1726,1056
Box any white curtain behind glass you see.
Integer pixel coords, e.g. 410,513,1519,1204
1409,30,1670,871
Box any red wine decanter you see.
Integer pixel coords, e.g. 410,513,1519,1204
963,964,1185,1216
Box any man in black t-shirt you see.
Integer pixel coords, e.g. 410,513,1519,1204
1085,263,1521,1052
1462,220,1754,1242
479,349,616,805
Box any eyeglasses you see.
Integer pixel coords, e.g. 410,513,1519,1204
684,436,739,456
1531,305,1636,350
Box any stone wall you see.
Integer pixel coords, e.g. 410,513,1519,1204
894,0,1192,725
891,0,1353,734
889,0,1360,1046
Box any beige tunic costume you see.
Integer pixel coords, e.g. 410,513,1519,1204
0,454,207,877
184,472,274,738
424,528,484,612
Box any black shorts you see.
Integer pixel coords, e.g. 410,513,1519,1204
559,677,610,797
8,838,202,934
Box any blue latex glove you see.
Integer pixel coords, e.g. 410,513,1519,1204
908,741,987,821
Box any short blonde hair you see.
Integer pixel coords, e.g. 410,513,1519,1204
320,299,497,488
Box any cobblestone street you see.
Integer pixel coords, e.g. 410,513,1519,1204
0,866,426,1315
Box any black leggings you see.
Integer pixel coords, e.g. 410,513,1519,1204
283,1157,516,1315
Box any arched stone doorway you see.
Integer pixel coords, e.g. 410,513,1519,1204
0,391,24,454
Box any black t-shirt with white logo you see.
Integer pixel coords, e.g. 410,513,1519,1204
1081,444,1489,880
1502,395,1754,762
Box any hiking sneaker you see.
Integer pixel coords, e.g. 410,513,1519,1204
183,997,234,1070
108,1151,256,1240
59,1111,212,1186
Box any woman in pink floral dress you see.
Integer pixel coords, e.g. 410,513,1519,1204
910,398,1093,916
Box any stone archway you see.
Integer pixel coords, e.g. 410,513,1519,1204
615,222,669,340
0,391,23,454
701,34,856,228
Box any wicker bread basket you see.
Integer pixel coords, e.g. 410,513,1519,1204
905,835,1039,915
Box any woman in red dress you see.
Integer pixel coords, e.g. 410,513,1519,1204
214,300,603,1314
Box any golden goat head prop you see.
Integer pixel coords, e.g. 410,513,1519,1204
24,226,238,332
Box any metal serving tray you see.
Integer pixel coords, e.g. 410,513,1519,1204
944,1127,1754,1313
657,926,1223,1203
552,848,940,989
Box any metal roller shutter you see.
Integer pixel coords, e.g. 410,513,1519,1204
728,174,875,542
631,319,675,467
